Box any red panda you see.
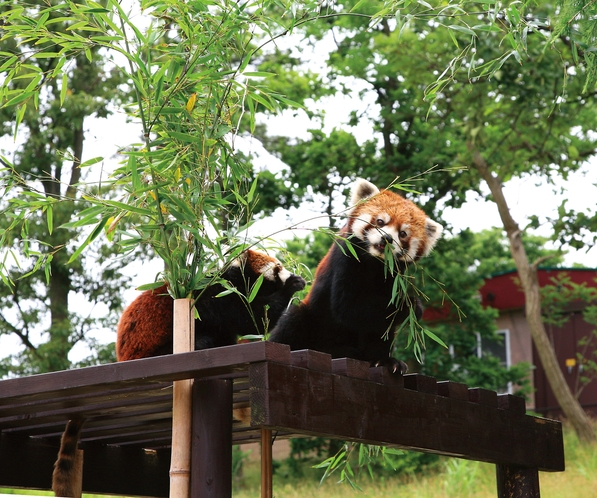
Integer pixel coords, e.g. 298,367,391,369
116,249,306,361
269,178,443,373
52,249,305,496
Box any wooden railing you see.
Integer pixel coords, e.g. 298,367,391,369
0,342,564,497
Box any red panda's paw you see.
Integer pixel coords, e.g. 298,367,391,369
374,358,408,375
285,274,307,293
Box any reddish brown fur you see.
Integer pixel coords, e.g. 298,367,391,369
243,251,274,274
116,284,173,361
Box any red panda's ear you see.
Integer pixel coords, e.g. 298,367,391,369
350,178,380,208
423,218,443,256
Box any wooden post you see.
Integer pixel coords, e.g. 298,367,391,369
191,379,233,497
261,429,273,498
496,464,540,498
170,298,195,498
73,448,84,498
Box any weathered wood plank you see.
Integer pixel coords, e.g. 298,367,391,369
250,362,564,472
0,342,290,406
369,366,405,388
496,464,541,497
469,387,498,407
290,350,332,372
192,379,233,498
331,358,370,379
436,380,469,400
0,395,173,434
404,374,437,394
497,394,526,415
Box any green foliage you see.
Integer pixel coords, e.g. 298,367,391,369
460,228,564,278
412,228,543,397
232,444,252,482
313,442,433,490
284,230,331,274
252,1,597,252
0,0,139,374
284,437,439,485
551,0,597,92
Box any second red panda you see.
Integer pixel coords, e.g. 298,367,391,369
269,178,443,373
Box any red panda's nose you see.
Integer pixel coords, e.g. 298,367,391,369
382,233,393,245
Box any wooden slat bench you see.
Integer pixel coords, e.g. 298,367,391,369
0,342,564,497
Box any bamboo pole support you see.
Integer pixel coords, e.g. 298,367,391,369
170,298,195,498
261,428,273,498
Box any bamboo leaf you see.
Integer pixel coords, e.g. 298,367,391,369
168,131,201,143
4,91,32,108
46,205,53,235
129,154,141,191
423,327,448,348
186,92,197,113
32,52,61,59
448,25,476,36
136,281,167,291
60,72,68,106
79,156,103,168
67,217,110,264
246,177,259,203
247,273,265,303
15,104,26,137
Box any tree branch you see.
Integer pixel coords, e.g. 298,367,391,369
530,254,557,270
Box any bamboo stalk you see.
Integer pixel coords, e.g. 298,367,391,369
170,298,195,498
261,428,273,498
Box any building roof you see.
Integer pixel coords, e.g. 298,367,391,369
422,267,597,321
479,267,597,312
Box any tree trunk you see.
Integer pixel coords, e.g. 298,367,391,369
472,147,596,444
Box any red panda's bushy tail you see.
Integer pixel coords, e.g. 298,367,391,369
52,418,84,498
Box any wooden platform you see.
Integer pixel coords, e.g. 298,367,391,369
0,342,564,497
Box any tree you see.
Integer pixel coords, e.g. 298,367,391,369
254,0,597,442
0,0,137,375
459,11,597,442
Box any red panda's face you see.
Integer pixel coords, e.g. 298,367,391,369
233,249,293,286
347,179,443,262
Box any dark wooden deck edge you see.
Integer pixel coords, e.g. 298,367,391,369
0,341,290,404
249,362,565,472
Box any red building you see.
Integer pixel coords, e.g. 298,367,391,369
478,268,597,417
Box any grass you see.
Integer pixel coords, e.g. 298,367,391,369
232,423,597,497
1,423,596,497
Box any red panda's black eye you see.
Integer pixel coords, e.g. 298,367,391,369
376,219,385,227
399,230,408,239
